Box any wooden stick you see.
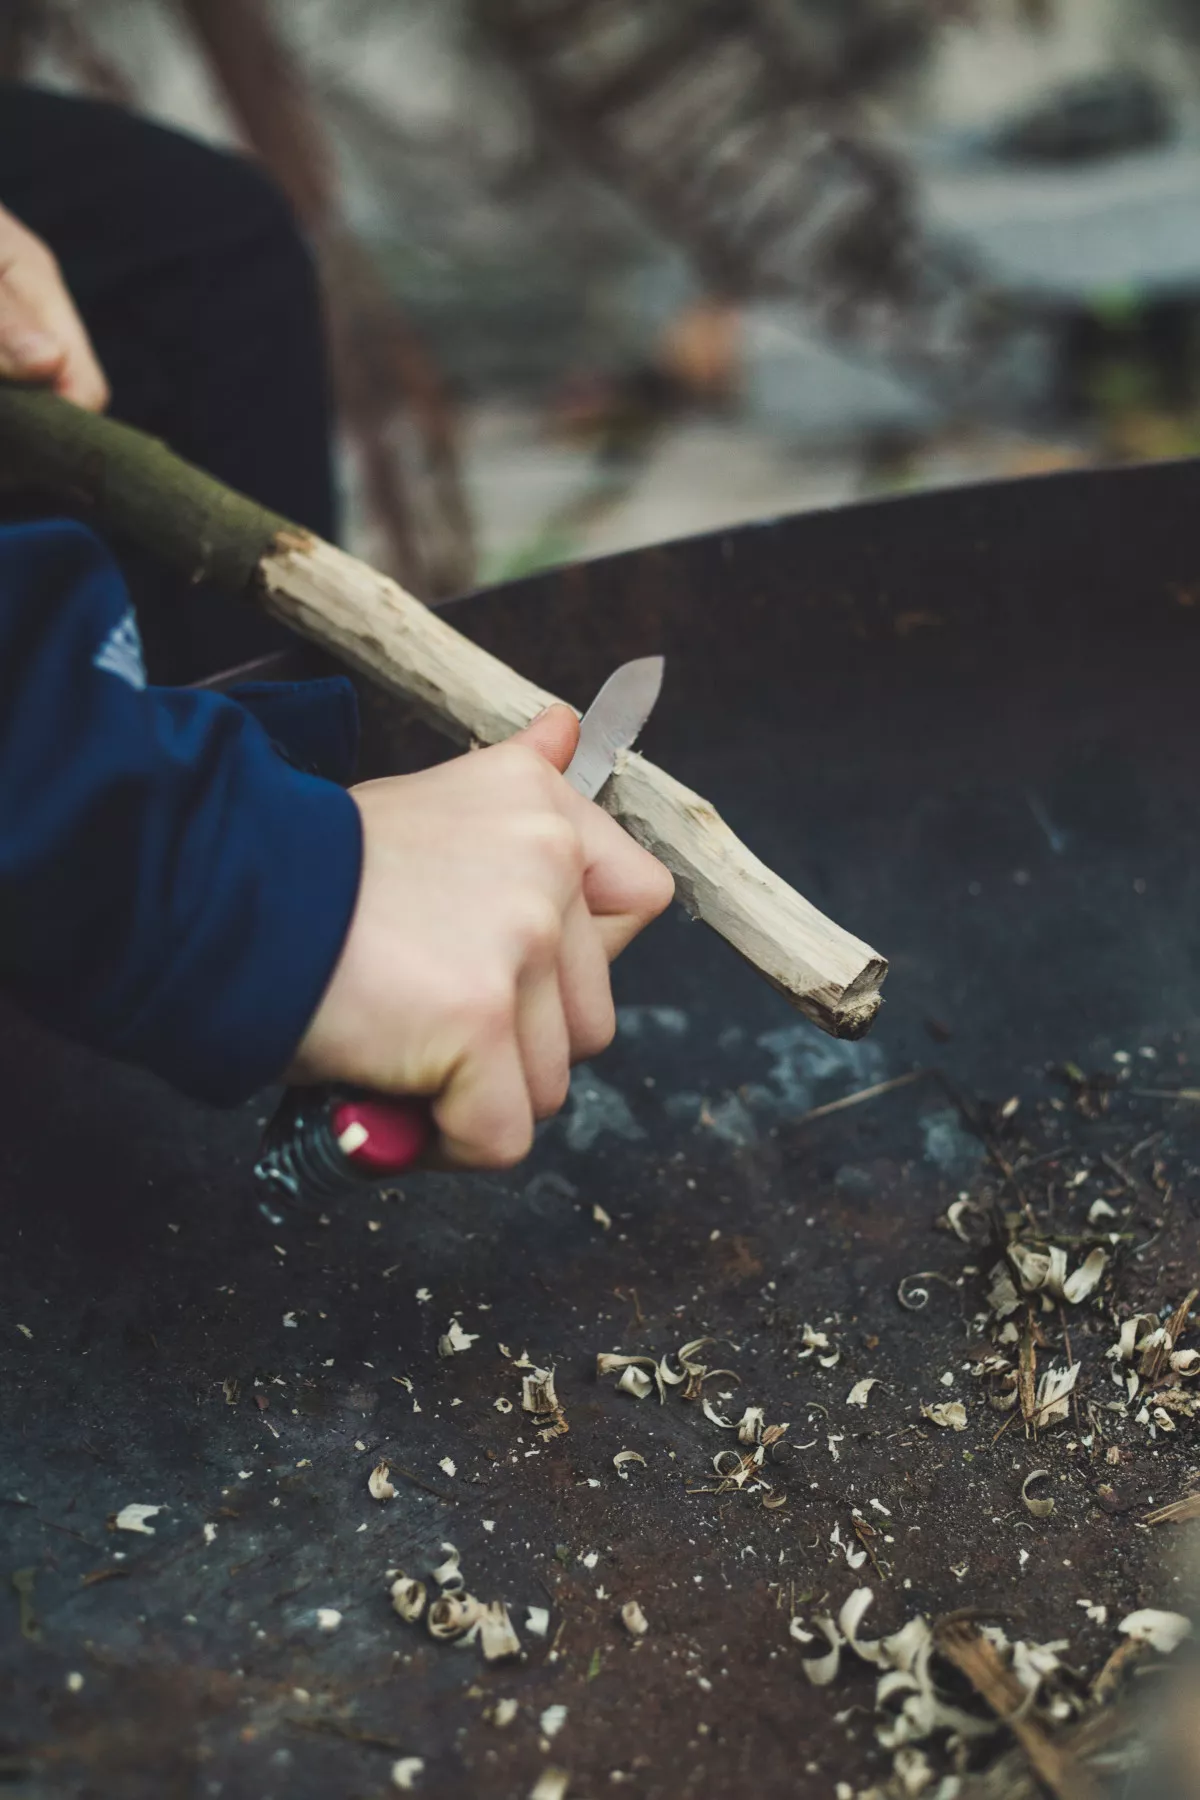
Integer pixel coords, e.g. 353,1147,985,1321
0,383,886,1037
937,1620,1100,1800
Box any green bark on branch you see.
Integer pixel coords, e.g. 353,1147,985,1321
0,381,297,597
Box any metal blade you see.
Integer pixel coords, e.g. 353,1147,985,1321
564,654,664,800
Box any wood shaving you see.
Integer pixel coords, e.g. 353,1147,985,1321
1118,1609,1192,1653
529,1770,569,1800
494,1397,513,1413
831,1522,868,1570
617,1366,653,1400
431,1545,464,1591
1032,1362,1080,1428
438,1319,479,1357
390,1577,427,1622
945,1199,978,1242
428,1593,486,1643
1021,1469,1055,1517
847,1379,879,1408
526,1606,550,1636
1062,1246,1109,1304
523,1367,569,1440
613,1450,646,1477
921,1401,967,1431
369,1460,397,1501
539,1704,568,1741
702,1397,736,1429
621,1599,649,1638
523,1368,560,1414
111,1504,163,1536
391,1757,425,1790
985,1264,1022,1318
316,1608,342,1631
492,1697,519,1727
479,1601,521,1662
438,1457,457,1478
737,1406,766,1443
799,1615,843,1685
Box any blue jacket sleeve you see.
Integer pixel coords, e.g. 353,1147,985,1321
0,518,363,1104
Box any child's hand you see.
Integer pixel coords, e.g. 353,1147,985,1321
0,201,108,411
291,706,674,1168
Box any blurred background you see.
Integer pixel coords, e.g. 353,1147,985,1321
9,0,1200,599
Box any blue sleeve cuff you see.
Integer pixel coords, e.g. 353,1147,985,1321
111,753,363,1106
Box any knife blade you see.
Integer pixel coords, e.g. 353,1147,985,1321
564,654,665,800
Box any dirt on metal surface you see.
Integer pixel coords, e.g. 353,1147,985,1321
5,462,1200,1797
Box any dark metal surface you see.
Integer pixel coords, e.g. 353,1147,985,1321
5,460,1200,1798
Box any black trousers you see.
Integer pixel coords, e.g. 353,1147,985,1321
0,83,337,684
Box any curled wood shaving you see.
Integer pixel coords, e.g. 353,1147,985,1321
390,1577,427,1622
613,1450,646,1477
897,1273,942,1312
1108,1314,1157,1365
428,1593,486,1643
798,1323,831,1353
737,1406,766,1444
621,1599,649,1638
1170,1348,1200,1376
1021,1469,1055,1517
1118,1609,1193,1653
523,1369,560,1414
1062,1247,1109,1304
831,1522,867,1570
945,1199,980,1243
618,1366,653,1400
798,1615,843,1685
431,1544,464,1592
479,1601,521,1662
921,1401,967,1431
494,1397,514,1413
369,1461,397,1502
847,1378,879,1409
391,1758,425,1791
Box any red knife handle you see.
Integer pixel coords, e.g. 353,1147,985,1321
255,1085,433,1199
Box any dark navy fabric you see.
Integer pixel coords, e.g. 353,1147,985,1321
0,518,363,1104
227,679,360,787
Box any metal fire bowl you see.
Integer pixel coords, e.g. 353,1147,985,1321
3,461,1200,1798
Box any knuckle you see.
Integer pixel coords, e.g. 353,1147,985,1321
525,812,583,877
448,974,514,1045
513,895,562,961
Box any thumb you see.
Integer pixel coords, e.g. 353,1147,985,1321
509,702,580,774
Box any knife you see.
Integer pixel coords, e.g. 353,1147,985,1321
255,655,665,1198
